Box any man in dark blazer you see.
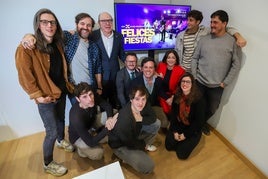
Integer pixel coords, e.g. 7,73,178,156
130,57,169,129
116,52,141,107
91,12,126,109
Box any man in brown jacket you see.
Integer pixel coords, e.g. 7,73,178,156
15,8,73,177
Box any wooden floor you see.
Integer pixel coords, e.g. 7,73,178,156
0,129,265,179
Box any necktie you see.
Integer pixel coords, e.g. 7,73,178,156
130,71,135,80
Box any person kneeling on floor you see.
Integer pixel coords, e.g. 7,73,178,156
108,86,160,174
69,82,118,160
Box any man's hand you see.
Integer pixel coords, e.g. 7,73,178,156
21,34,36,50
234,32,247,48
236,36,247,47
166,95,174,106
105,113,118,130
35,96,56,104
96,89,103,95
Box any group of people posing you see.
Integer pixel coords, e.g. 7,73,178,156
15,8,246,176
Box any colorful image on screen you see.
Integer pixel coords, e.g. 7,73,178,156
114,3,191,51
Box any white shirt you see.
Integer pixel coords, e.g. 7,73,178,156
100,30,114,58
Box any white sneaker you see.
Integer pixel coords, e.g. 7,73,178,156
44,161,67,176
145,144,157,152
56,139,74,152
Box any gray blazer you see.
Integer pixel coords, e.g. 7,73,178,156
116,67,140,106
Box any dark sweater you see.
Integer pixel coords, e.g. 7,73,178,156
68,95,113,147
169,97,206,138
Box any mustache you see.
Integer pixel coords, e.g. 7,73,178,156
79,28,90,32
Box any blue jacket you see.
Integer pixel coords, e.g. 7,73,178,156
91,29,126,82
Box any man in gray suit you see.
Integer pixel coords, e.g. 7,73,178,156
116,52,141,107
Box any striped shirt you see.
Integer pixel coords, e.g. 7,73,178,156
182,33,196,72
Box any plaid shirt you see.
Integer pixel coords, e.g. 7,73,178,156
64,31,102,87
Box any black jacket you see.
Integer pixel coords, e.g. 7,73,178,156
108,102,156,150
169,97,206,138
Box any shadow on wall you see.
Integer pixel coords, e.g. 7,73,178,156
0,125,17,142
208,48,246,129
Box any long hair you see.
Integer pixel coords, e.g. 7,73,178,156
33,8,64,54
174,72,201,105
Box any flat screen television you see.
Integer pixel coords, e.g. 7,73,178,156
114,3,191,53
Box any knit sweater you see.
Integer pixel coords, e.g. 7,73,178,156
191,33,241,87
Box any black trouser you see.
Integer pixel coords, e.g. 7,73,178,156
102,79,120,109
196,81,224,124
165,130,202,159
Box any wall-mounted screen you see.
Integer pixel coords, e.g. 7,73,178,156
114,3,191,52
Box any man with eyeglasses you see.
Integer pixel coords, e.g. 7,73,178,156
91,12,126,110
116,52,141,107
15,8,74,177
21,13,103,105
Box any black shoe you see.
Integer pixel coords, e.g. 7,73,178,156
202,125,210,136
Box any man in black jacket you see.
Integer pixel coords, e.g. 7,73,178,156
130,57,169,129
69,82,118,160
108,86,160,174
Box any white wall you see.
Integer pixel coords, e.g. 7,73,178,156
0,0,114,140
172,0,268,176
1,0,267,176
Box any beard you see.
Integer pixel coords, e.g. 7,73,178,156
78,28,91,40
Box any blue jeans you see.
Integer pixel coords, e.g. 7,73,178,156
139,119,161,145
37,95,66,165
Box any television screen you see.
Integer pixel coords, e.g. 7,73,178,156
114,3,191,52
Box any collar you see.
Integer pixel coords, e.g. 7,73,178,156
100,30,114,39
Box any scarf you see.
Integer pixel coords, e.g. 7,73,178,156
179,95,191,125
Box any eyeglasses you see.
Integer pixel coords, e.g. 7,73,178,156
126,61,136,64
99,19,113,23
40,20,57,26
181,80,191,84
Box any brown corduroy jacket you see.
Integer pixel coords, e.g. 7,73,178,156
15,44,73,101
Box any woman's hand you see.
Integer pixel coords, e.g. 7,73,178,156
174,132,186,141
